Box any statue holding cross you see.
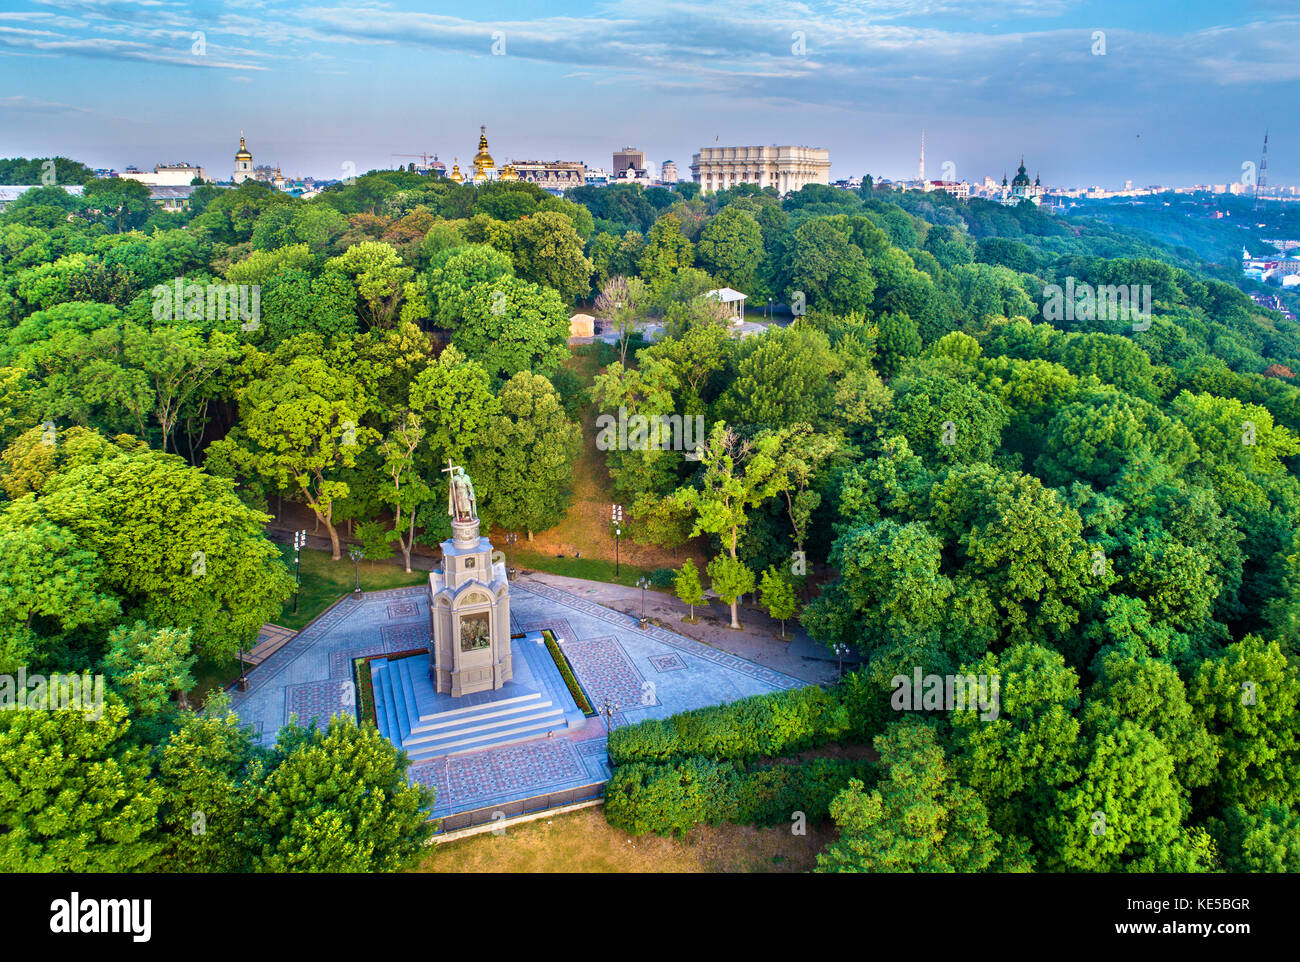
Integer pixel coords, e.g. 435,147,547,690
442,460,478,523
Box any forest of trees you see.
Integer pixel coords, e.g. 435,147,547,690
0,163,1296,872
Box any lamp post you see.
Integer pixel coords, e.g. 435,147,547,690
237,646,248,691
611,504,623,578
636,576,650,616
293,529,306,614
349,546,363,596
832,642,850,680
506,531,518,579
601,699,619,735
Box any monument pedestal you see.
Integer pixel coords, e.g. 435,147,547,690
429,517,512,697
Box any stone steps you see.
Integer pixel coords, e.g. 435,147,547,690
372,654,569,759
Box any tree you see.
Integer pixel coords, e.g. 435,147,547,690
508,210,593,303
248,716,434,872
377,411,432,573
1212,803,1300,873
326,241,414,329
427,243,515,326
0,504,119,671
479,372,581,539
949,643,1082,848
451,277,570,383
1047,721,1210,872
408,345,499,471
674,558,705,622
33,442,294,662
639,214,694,289
784,219,875,315
103,621,196,718
594,275,649,366
0,699,162,872
673,423,787,628
707,554,755,628
208,350,376,560
817,720,999,873
1189,635,1300,809
759,565,798,636
154,693,264,872
81,177,151,233
696,207,763,292
875,311,921,378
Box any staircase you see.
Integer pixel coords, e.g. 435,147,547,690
371,655,569,761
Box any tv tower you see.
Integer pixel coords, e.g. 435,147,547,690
919,129,926,183
1255,129,1269,210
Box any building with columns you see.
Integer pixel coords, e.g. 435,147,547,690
690,145,830,195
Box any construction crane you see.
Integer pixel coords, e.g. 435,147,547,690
392,152,439,168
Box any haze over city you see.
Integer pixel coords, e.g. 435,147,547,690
1,0,1295,186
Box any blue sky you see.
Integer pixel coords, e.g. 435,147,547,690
1,0,1295,187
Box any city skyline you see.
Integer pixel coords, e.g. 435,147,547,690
0,0,1295,187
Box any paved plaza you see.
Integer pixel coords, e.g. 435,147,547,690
227,578,806,818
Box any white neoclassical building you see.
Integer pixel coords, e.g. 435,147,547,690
690,145,830,195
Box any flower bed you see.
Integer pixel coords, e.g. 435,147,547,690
540,629,596,716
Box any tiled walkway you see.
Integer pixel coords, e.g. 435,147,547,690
227,579,806,819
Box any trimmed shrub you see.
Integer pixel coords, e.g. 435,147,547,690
604,758,739,837
607,684,850,766
649,567,677,589
605,756,876,837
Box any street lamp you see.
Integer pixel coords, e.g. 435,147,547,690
611,504,623,578
293,529,306,613
348,545,364,596
601,699,619,735
636,576,650,617
505,531,518,578
237,646,248,691
832,642,850,680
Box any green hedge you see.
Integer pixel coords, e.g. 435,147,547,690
606,684,852,766
604,757,877,837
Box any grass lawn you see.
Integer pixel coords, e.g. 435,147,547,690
518,343,709,575
276,544,428,631
414,806,835,873
512,547,654,587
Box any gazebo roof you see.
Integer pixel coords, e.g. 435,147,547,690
705,287,748,303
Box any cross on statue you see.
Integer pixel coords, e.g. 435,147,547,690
442,460,478,523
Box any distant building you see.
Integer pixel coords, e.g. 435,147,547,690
510,159,586,192
148,185,198,212
584,167,611,185
613,147,646,178
925,180,969,200
690,145,830,195
233,134,253,184
1000,158,1044,206
660,159,679,184
121,162,207,186
0,184,84,212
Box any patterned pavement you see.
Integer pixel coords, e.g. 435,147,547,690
227,577,806,820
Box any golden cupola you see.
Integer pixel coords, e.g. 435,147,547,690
449,159,464,183
498,159,519,182
235,133,252,161
472,125,495,181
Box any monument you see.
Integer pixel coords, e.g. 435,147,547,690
429,462,513,695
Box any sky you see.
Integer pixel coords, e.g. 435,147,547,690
0,0,1296,188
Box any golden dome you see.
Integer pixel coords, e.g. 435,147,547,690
472,124,495,177
498,160,519,182
449,159,463,184
235,133,252,161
